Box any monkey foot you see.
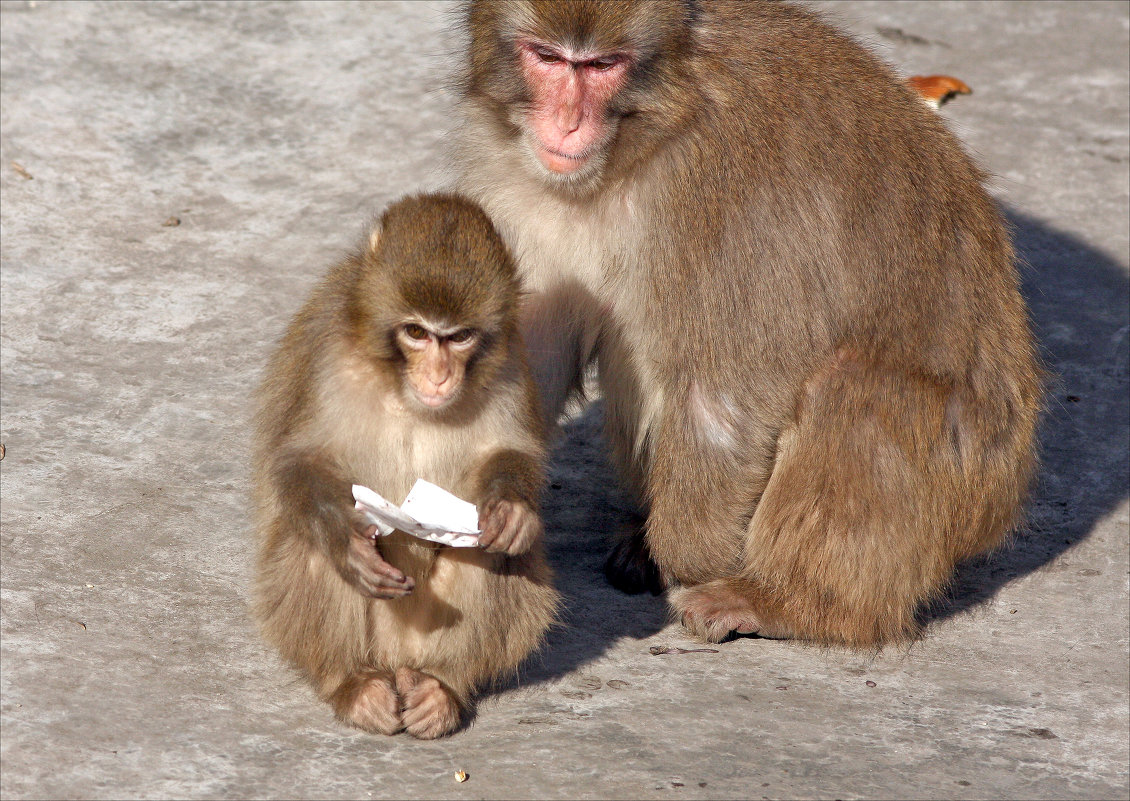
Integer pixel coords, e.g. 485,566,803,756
331,670,402,735
394,667,463,739
603,522,666,596
670,581,790,643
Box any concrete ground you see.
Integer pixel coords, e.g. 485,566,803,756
1,1,1127,799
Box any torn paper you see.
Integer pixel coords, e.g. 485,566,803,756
353,479,481,548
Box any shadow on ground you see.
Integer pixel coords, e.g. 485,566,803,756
933,207,1128,621
492,402,668,692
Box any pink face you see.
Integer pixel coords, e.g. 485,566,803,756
517,41,630,175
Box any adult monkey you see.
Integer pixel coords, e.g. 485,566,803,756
454,0,1041,646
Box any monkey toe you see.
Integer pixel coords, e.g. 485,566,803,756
395,667,463,739
332,670,402,736
604,529,665,596
671,582,789,643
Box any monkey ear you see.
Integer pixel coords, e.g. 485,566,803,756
368,226,382,254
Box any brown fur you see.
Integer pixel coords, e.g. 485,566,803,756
455,1,1041,647
252,194,559,736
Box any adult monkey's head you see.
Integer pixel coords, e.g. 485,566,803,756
464,0,697,189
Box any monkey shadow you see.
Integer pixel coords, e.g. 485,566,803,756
928,207,1130,623
494,401,670,691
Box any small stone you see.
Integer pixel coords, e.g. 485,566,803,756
454,770,468,783
865,680,877,688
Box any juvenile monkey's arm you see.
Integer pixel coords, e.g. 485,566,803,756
269,451,415,598
472,449,545,556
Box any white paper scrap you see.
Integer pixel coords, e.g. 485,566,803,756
353,480,481,548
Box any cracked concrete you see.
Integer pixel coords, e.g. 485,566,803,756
1,2,1127,799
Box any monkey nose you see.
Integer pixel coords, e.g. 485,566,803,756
426,371,452,390
419,375,453,401
557,104,583,135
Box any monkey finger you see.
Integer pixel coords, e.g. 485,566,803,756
476,501,501,533
369,558,411,584
515,520,538,555
479,508,513,552
475,507,501,546
348,536,412,589
497,513,538,556
350,508,380,537
365,583,415,600
362,571,416,598
348,533,396,569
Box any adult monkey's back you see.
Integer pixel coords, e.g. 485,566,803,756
454,0,1041,646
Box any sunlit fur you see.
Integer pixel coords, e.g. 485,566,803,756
252,194,559,736
456,1,1042,647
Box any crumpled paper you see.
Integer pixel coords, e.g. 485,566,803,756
353,479,481,548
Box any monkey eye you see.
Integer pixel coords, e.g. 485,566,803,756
535,48,562,64
587,56,620,71
448,328,476,344
403,323,429,341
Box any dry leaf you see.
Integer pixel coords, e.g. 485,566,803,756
906,75,972,109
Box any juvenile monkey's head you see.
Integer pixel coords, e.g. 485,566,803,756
349,194,520,414
465,0,695,187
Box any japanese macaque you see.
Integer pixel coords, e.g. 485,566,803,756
454,1,1041,646
252,194,559,738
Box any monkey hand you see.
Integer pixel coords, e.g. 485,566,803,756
476,499,541,556
344,513,416,599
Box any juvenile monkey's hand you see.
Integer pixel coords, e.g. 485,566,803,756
345,512,415,599
477,499,541,556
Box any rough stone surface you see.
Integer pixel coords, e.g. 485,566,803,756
1,2,1126,799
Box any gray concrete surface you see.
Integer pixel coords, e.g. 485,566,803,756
1,2,1127,799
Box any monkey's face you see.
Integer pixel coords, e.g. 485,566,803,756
466,0,692,189
395,320,482,412
515,40,629,179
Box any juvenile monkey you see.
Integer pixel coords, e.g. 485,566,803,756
455,1,1041,646
252,194,558,738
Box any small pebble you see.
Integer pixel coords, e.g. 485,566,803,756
865,680,877,688
454,770,468,783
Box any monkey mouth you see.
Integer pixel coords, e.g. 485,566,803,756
415,392,450,408
412,388,457,410
537,145,592,174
